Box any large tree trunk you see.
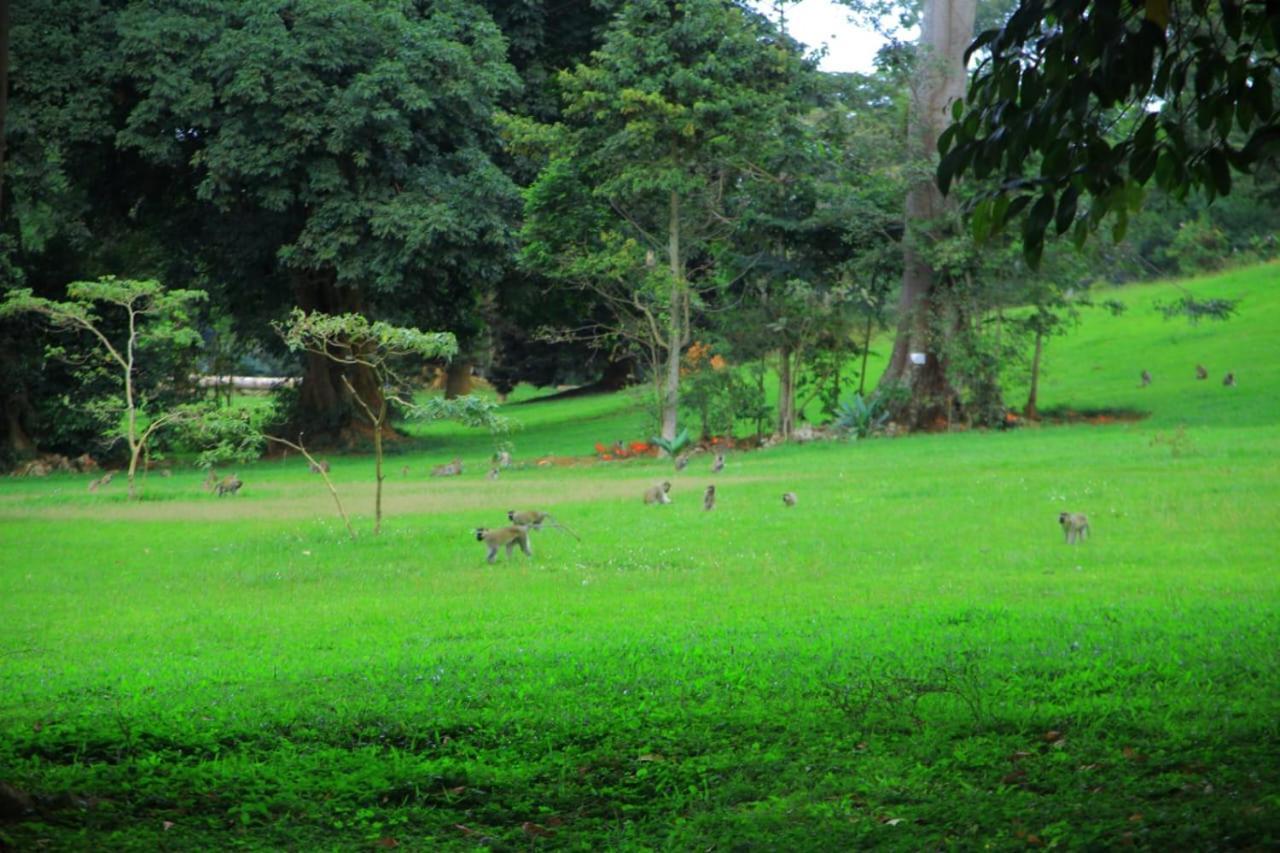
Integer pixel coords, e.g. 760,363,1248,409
0,0,21,461
444,359,472,399
878,0,977,428
291,268,387,443
0,339,35,457
0,0,9,212
1,390,35,456
660,191,684,445
777,344,795,440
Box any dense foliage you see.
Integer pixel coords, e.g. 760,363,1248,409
0,0,1276,459
942,0,1280,265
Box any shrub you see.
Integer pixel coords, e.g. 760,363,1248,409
834,393,890,440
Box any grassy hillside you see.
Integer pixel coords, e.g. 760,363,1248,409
404,261,1280,466
0,263,1277,849
1009,262,1280,427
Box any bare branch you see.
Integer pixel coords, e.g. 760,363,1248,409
265,434,357,539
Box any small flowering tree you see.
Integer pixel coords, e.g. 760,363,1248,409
680,341,752,441
278,309,504,534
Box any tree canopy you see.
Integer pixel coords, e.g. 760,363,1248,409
514,0,819,441
941,0,1280,265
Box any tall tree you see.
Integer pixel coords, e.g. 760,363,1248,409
516,0,813,442
729,69,905,438
878,0,978,427
115,0,519,442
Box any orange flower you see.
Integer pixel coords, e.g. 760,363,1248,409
709,354,727,371
600,453,613,461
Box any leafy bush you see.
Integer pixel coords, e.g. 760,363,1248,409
1155,295,1239,324
1164,214,1231,274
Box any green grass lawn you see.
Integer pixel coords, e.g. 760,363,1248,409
1,263,1278,849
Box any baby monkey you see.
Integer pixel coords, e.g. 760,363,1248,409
782,491,797,508
1222,371,1236,387
1195,364,1208,380
1139,370,1152,387
475,525,532,563
711,453,725,473
507,510,580,541
1058,511,1090,544
703,484,716,511
674,454,690,472
309,460,330,474
644,481,672,505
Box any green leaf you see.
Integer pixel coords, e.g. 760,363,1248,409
1025,192,1056,244
937,145,971,197
964,28,1000,64
938,125,958,157
1055,186,1079,236
1112,207,1130,242
1154,148,1177,190
971,198,993,244
1241,123,1280,161
1207,148,1232,196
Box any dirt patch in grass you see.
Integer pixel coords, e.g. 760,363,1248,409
0,474,785,523
1032,407,1149,425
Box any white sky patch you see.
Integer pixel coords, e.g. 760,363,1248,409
750,0,917,75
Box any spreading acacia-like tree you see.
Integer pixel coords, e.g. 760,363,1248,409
278,309,502,535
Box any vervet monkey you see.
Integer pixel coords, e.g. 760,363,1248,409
493,450,513,468
401,465,410,476
431,458,462,477
782,491,797,508
1139,370,1152,387
674,454,690,472
310,460,330,474
507,510,581,540
87,472,113,493
1195,364,1208,380
1222,372,1236,387
711,453,725,473
214,475,243,497
703,484,716,511
475,525,531,563
643,481,672,505
1058,511,1090,544
486,467,500,481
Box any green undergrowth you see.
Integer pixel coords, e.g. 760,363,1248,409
1,263,1279,849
